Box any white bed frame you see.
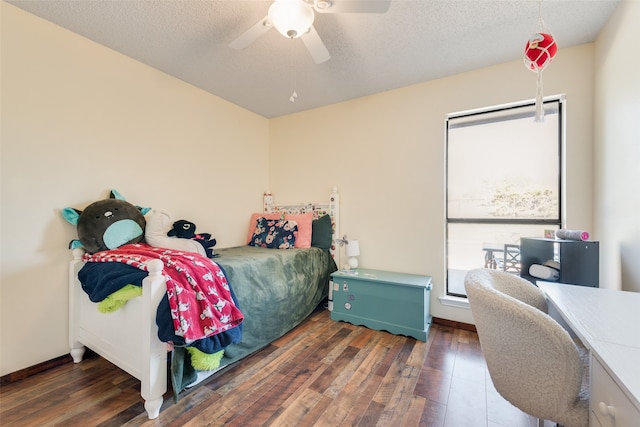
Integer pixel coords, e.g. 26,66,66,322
68,187,340,419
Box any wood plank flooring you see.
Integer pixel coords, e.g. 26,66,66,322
1,309,554,426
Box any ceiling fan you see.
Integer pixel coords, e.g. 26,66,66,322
229,0,392,64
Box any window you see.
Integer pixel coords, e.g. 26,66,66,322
446,97,564,297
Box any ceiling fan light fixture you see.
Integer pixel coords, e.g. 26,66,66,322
268,0,315,39
314,0,332,10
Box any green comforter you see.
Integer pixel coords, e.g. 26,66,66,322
214,245,335,365
172,246,334,398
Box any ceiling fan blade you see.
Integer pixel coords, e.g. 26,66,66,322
229,16,272,50
313,0,391,14
301,25,331,64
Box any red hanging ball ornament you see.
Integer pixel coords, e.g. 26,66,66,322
524,32,557,72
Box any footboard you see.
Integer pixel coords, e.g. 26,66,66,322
68,249,167,419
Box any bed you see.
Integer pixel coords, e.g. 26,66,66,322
68,188,340,419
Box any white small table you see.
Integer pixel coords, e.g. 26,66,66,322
537,282,640,427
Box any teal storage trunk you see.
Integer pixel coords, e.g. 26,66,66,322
330,268,432,341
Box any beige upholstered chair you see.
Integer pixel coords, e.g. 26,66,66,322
464,269,589,427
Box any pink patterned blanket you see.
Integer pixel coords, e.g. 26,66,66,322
83,243,244,344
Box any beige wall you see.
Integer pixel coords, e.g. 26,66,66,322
5,0,635,377
1,3,269,375
269,44,596,324
593,0,640,292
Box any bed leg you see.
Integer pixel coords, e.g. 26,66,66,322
144,397,163,419
69,249,87,364
70,346,86,363
141,258,168,420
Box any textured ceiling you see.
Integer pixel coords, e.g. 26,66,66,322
7,0,619,118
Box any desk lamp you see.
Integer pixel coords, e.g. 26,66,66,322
346,240,360,269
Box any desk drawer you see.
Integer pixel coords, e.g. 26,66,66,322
590,356,640,427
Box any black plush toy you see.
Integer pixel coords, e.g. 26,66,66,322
167,220,217,258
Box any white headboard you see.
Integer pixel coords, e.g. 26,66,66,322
263,187,340,267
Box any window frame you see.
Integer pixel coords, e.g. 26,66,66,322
445,96,566,298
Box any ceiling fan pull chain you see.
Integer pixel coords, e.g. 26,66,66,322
290,39,298,103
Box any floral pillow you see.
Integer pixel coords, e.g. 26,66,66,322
248,217,298,249
246,212,281,244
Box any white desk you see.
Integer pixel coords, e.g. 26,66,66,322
538,282,640,427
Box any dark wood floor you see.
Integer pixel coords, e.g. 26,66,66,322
1,309,553,426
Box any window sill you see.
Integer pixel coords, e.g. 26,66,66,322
438,295,470,309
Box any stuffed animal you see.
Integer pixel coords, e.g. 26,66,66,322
168,220,217,258
144,210,207,257
62,190,150,253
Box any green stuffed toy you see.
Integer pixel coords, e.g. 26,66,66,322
62,190,150,253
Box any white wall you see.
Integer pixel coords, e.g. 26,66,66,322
593,0,640,292
1,3,269,375
269,44,596,324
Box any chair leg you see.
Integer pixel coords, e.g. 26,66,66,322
537,420,561,427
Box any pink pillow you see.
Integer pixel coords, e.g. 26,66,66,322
246,213,281,244
285,213,313,248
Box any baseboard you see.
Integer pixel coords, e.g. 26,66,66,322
0,349,97,385
432,316,476,332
